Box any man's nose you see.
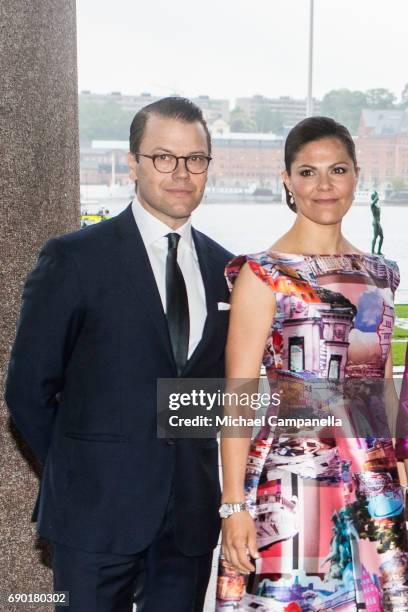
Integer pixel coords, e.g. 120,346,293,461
173,157,189,179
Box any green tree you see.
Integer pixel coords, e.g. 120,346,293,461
401,82,408,108
321,89,368,133
79,99,134,142
230,107,257,132
365,88,396,109
254,107,284,133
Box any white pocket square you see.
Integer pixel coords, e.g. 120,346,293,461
217,302,231,311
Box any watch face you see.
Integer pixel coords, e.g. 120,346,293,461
219,506,230,519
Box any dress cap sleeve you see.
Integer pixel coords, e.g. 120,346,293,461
383,257,400,296
224,252,279,293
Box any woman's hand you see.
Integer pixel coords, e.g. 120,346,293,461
221,510,259,574
397,459,408,485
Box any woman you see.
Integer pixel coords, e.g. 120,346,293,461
216,117,408,611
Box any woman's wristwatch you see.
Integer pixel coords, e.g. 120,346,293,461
219,502,248,519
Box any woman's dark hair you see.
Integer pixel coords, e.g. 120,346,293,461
283,116,357,212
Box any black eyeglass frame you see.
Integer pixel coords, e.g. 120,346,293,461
134,152,212,174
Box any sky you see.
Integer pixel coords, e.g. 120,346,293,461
76,0,408,105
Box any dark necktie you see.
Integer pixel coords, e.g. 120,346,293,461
165,233,190,375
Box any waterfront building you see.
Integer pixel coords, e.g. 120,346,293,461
80,134,285,194
209,132,284,191
80,144,130,186
79,95,408,193
356,109,408,190
79,90,158,113
79,90,230,124
193,94,230,124
236,95,322,127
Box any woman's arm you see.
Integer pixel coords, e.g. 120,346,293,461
384,351,408,484
221,263,276,573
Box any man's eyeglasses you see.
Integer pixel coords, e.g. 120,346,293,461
135,153,212,174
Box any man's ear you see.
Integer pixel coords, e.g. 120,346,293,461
128,152,138,182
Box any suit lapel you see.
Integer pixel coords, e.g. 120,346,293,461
114,204,176,372
114,205,223,377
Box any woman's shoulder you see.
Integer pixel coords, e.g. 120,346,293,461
363,253,400,295
227,247,297,266
225,250,289,291
225,249,286,273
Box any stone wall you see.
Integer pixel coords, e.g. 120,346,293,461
0,1,79,608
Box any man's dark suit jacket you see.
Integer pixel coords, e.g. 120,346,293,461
5,203,233,556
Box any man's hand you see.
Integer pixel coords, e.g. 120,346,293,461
221,511,259,574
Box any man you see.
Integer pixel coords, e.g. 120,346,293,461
5,97,233,611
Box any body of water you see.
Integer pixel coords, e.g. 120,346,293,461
90,199,408,304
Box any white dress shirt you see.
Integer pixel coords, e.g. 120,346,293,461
132,198,207,359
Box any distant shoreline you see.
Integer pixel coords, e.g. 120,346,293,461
202,197,408,206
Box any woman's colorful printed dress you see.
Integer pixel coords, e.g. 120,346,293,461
216,251,408,612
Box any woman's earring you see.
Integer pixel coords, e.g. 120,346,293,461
289,191,295,205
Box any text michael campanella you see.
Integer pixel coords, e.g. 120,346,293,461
166,390,343,429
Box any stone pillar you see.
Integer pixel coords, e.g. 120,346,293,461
0,1,79,605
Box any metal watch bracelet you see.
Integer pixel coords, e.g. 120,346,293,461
219,501,248,519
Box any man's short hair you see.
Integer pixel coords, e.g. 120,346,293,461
129,96,212,158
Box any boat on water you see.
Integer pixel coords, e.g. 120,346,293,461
80,204,111,227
